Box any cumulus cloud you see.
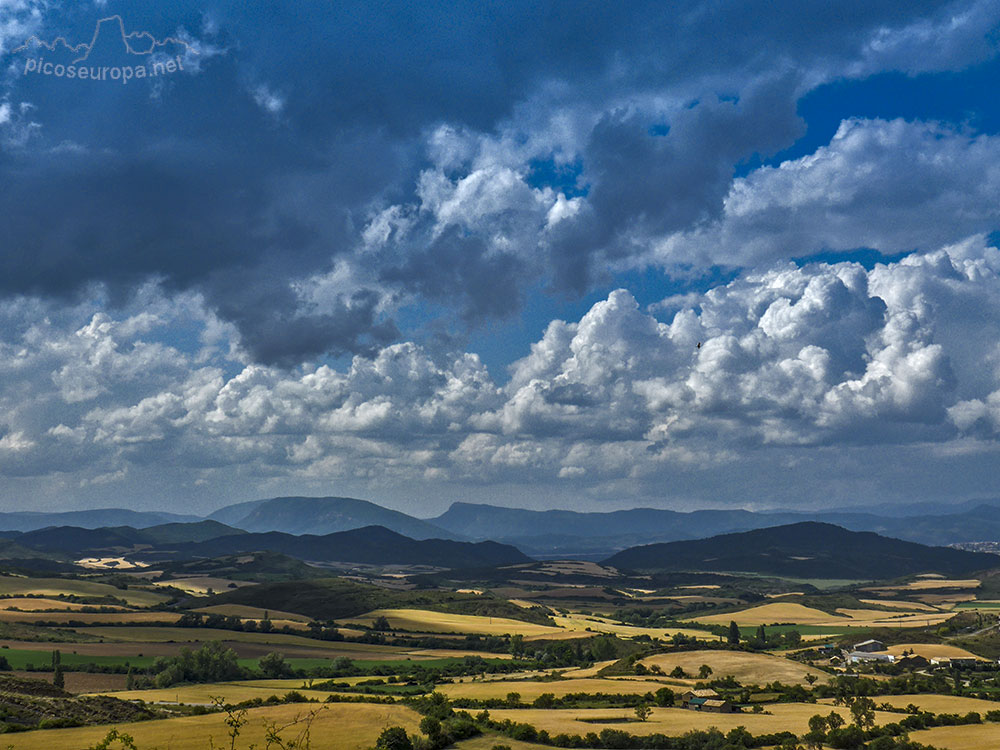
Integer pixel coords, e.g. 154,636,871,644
1,239,999,510
650,119,1000,270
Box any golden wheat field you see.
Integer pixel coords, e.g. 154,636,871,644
869,693,1000,714
0,597,104,611
689,601,950,628
637,649,831,686
550,614,709,640
0,702,423,750
440,677,670,701
486,703,898,736
152,577,254,595
89,682,345,705
909,723,1000,750
0,610,181,624
884,643,986,660
344,608,568,637
0,576,168,607
192,603,313,622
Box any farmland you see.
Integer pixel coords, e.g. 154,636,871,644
0,701,423,750
636,649,831,686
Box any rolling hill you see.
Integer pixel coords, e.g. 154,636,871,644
172,525,529,568
602,522,1000,579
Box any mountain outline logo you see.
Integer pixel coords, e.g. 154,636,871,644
14,15,198,84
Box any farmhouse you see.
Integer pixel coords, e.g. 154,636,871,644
852,639,886,653
680,689,738,713
847,651,894,664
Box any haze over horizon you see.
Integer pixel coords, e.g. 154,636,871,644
2,2,1000,516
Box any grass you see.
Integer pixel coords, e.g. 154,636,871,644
550,614,708,641
637,650,831,686
690,602,951,628
153,577,253,595
486,703,898,736
866,694,1000,714
0,576,169,607
87,682,347,705
441,677,670,701
344,609,566,638
0,700,423,750
884,644,986,660
954,600,1000,609
0,597,103,611
192,604,312,622
0,611,181,625
910,724,1000,750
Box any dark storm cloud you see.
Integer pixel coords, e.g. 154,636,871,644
1,0,997,365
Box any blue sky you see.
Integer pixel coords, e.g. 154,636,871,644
1,1,1000,516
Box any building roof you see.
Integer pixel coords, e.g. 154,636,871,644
853,639,884,649
686,688,720,698
703,699,729,707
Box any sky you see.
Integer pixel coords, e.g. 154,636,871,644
1,1,1000,517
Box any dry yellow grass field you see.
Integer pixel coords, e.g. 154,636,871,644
0,597,104,611
192,604,312,622
345,608,568,637
866,579,981,593
0,701,422,750
152,577,254,595
551,614,708,640
487,703,897,736
89,682,346,704
871,693,1000,714
0,576,168,607
885,644,986,660
561,659,618,677
857,599,940,611
0,610,181,624
637,649,831,686
690,601,950,628
690,602,833,625
441,677,669,701
910,724,1000,749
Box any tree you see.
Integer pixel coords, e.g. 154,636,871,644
698,664,713,679
372,615,392,632
533,693,556,708
375,726,413,750
634,703,652,722
654,687,674,707
826,711,845,730
804,713,828,750
509,634,525,657
669,666,686,678
805,673,818,686
259,651,292,678
53,664,65,689
506,691,521,706
849,696,876,730
728,620,741,645
755,624,766,643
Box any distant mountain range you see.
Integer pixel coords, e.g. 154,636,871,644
427,501,1000,557
603,522,999,579
0,509,199,532
5,495,1000,560
4,521,527,570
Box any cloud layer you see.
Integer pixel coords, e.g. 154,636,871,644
1,239,998,511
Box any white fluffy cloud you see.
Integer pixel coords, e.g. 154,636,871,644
2,237,999,510
649,119,1000,270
